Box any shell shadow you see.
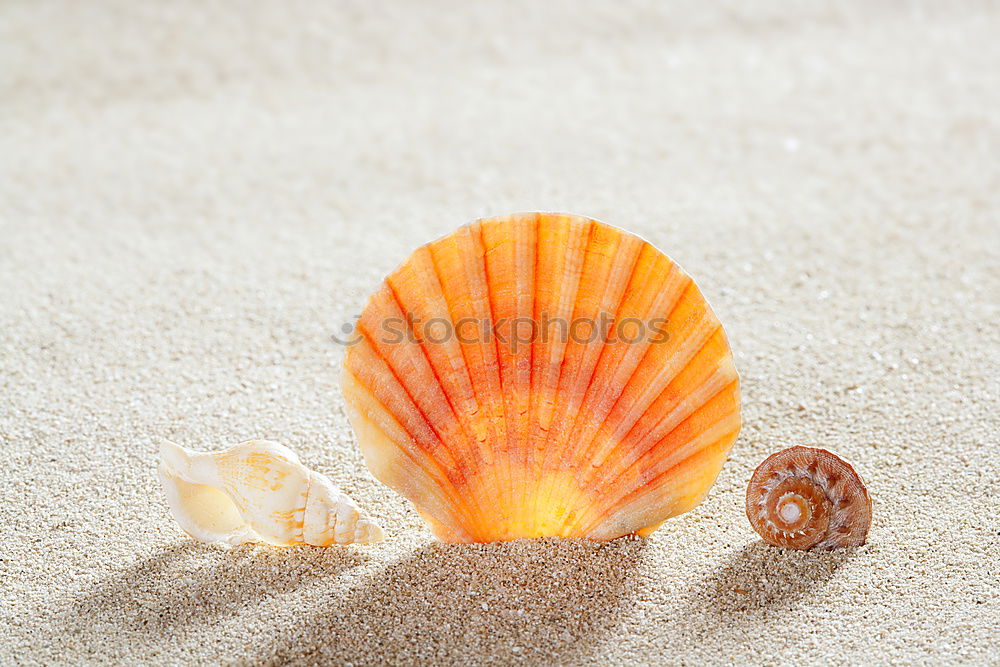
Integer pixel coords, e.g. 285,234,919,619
687,540,858,620
258,537,647,665
62,541,368,644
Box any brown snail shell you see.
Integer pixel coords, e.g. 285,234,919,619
746,446,872,550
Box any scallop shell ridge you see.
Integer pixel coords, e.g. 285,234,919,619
342,212,742,542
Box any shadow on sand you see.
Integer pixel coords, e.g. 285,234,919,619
60,536,862,663
702,540,858,613
64,541,368,643
663,539,862,651
255,537,647,665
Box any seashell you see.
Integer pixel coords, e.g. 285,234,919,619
746,446,872,550
158,439,385,546
341,212,741,542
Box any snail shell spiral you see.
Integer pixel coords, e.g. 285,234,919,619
746,446,872,550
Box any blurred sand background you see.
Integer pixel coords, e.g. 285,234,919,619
2,1,998,664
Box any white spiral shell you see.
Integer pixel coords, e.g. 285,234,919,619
158,439,384,546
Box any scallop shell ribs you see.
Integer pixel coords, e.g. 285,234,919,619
342,213,741,542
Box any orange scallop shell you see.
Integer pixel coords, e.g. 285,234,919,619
342,213,741,542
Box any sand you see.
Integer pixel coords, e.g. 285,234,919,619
2,1,998,664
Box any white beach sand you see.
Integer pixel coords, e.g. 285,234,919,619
1,1,998,664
